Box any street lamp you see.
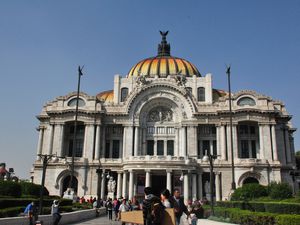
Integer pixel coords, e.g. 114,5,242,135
226,65,236,191
37,153,56,215
202,150,217,216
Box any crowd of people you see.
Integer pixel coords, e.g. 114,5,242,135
98,187,204,225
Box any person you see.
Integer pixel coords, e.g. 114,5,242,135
51,200,61,225
188,202,204,225
143,187,165,225
113,198,121,220
131,196,140,211
24,201,36,225
160,189,171,208
169,188,189,225
106,198,113,220
118,198,130,225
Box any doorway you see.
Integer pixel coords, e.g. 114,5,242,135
151,175,166,197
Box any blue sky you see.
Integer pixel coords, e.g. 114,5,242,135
1,0,299,179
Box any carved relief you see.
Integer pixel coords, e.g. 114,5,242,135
147,107,173,122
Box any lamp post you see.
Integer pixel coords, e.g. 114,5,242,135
202,150,217,216
37,153,56,215
226,66,236,191
69,66,84,195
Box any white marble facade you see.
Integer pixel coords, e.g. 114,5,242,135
31,36,297,202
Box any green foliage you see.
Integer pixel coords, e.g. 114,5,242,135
231,183,268,201
213,206,300,225
217,201,300,215
275,214,300,225
0,181,21,197
20,182,49,197
0,206,25,218
268,183,293,200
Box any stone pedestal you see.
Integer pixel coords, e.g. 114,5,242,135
63,188,77,202
107,192,115,200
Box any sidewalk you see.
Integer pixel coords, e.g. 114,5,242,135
69,214,237,225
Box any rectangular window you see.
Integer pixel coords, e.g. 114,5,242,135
105,142,110,158
167,140,174,155
147,140,154,155
202,140,210,155
250,126,256,135
241,140,249,158
197,87,205,102
112,140,120,158
213,140,217,156
239,125,248,135
251,140,257,158
157,140,164,155
197,140,201,158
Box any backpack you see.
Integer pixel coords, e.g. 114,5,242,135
150,201,165,224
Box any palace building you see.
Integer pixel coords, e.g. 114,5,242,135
31,33,297,202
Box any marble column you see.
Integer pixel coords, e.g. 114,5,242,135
271,125,278,161
183,172,189,204
117,172,122,198
122,171,128,198
154,141,157,156
192,173,197,201
175,128,179,156
181,127,187,157
259,125,265,159
285,129,292,163
100,171,106,199
134,127,139,156
47,124,54,155
122,127,127,158
36,127,44,160
142,128,147,155
145,170,151,187
59,125,64,157
215,172,221,201
220,125,226,160
197,172,203,199
94,125,101,160
166,170,172,191
232,125,238,159
216,126,221,159
128,170,134,200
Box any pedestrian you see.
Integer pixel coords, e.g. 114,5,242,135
143,187,165,225
131,196,140,210
118,198,130,225
113,198,121,220
169,188,189,225
106,198,113,220
51,200,62,225
24,201,36,225
188,202,204,225
160,189,171,208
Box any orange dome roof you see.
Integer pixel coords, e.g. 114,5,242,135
127,31,201,78
97,90,114,102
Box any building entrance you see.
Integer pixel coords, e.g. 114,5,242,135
152,175,166,197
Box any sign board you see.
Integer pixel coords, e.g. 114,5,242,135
120,208,175,225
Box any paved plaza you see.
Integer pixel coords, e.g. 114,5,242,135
69,214,236,225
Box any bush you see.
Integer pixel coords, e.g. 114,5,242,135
268,183,293,200
275,214,300,225
0,181,21,197
20,182,49,197
231,183,268,201
0,206,25,218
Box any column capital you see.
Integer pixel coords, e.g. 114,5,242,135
166,169,173,173
145,169,151,173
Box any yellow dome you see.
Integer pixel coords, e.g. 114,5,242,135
97,90,114,102
127,31,201,78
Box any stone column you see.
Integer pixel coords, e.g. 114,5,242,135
164,140,168,156
192,173,197,201
216,126,221,159
175,128,179,156
142,128,147,155
166,170,172,191
59,125,64,157
83,124,95,159
101,126,106,158
134,127,139,156
95,124,101,160
36,127,44,160
154,141,157,156
183,172,189,204
197,172,203,199
128,170,134,200
47,124,54,155
285,128,292,163
271,125,278,161
232,125,238,159
122,171,128,198
122,127,127,158
259,125,265,159
100,171,106,199
145,170,151,187
220,125,226,160
181,127,187,157
215,172,221,201
117,172,122,198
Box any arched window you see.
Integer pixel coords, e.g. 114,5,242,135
121,88,128,102
197,87,205,102
243,177,259,185
68,98,85,107
237,97,256,106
